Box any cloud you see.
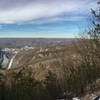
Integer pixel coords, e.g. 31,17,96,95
0,0,98,24
28,16,85,24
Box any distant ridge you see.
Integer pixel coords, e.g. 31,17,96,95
0,38,76,48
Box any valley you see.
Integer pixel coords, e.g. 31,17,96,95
0,38,100,100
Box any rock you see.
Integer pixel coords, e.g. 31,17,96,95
92,96,100,100
73,97,80,100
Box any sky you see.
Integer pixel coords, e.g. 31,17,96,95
0,0,98,38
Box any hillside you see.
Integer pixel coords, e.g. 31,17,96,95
0,41,100,100
10,43,77,80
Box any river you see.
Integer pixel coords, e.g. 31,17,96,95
1,54,9,68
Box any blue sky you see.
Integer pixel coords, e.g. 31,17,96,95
0,0,97,38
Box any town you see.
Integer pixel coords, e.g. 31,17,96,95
0,45,35,69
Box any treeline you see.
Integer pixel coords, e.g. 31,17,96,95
60,2,100,98
0,68,61,100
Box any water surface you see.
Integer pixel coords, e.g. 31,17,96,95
1,54,9,68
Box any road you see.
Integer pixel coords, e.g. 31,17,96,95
7,53,17,70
